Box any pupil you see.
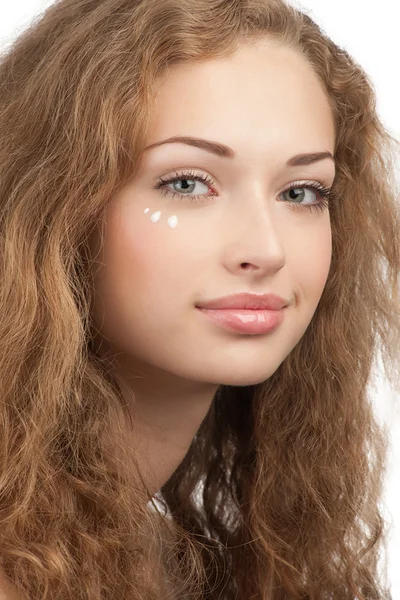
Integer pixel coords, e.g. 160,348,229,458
290,188,303,200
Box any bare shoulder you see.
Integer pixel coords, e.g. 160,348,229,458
0,564,24,600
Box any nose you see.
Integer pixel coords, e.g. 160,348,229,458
225,189,286,272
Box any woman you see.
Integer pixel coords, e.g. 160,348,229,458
0,0,399,598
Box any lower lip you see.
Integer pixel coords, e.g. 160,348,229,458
196,307,285,334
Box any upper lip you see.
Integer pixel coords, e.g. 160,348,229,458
196,292,288,310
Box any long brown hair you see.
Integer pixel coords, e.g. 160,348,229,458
0,0,399,598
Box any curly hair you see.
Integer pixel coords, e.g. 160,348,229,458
0,0,399,598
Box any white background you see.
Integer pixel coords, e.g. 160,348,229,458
1,1,399,596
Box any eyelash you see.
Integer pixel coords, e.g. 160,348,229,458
154,169,337,214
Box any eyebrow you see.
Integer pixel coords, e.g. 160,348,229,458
143,136,335,167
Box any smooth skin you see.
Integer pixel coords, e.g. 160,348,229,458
89,39,336,496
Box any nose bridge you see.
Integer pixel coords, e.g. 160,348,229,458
230,181,284,251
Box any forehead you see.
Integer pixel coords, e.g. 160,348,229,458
146,43,335,159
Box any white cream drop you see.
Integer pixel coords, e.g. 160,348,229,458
144,208,150,214
150,211,161,223
167,215,178,229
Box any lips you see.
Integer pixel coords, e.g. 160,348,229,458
196,292,288,311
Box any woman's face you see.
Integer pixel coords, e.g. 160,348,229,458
90,40,335,389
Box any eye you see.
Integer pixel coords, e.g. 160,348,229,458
155,169,216,204
280,183,334,214
154,170,338,213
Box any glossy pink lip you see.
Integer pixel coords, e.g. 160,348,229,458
196,307,286,334
196,292,288,311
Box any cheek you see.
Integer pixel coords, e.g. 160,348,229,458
295,225,332,298
118,215,193,271
101,205,198,307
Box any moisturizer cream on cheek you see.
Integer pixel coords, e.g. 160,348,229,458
144,208,178,229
